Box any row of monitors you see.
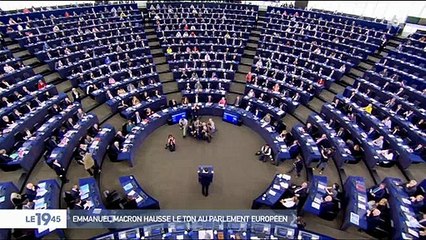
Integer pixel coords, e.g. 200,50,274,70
95,222,326,240
171,111,240,125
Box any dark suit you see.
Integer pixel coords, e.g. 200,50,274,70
24,186,39,202
199,171,213,196
109,144,120,162
70,189,80,201
123,198,138,209
71,91,81,103
319,201,336,218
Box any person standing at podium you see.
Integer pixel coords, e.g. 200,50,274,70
199,168,213,197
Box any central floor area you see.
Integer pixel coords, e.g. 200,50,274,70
100,116,290,209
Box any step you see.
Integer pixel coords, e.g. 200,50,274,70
281,114,301,129
358,62,373,71
81,96,99,112
229,82,246,94
101,113,126,131
12,49,30,58
153,56,166,65
367,55,381,63
243,50,256,56
159,72,173,82
340,75,355,86
247,42,258,48
7,43,20,51
148,41,160,47
33,65,50,75
165,92,182,103
241,57,253,65
56,80,72,93
306,97,324,113
44,72,61,83
319,90,336,102
226,92,242,106
151,48,163,55
88,103,114,124
23,57,39,66
162,82,179,94
147,34,157,39
292,105,313,123
237,65,251,74
328,83,345,94
349,68,364,78
249,36,259,41
234,73,247,83
156,63,170,73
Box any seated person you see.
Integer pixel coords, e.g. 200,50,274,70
218,97,227,107
287,182,309,201
122,195,138,209
319,195,337,219
256,143,272,162
23,183,39,202
377,149,395,167
262,113,272,124
367,183,387,201
108,141,121,162
398,180,418,197
410,195,425,212
325,183,340,199
366,208,384,231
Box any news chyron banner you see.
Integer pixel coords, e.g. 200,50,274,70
0,209,297,229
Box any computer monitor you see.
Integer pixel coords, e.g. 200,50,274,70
171,111,187,124
95,233,115,240
118,228,140,240
223,111,240,125
274,226,295,239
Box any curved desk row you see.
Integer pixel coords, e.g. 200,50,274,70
119,175,160,209
11,102,80,172
291,124,321,167
117,103,290,167
88,124,116,168
341,176,368,231
92,221,333,240
320,104,386,169
46,114,99,171
0,90,63,152
251,174,291,209
307,114,355,168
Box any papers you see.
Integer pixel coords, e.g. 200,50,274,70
281,174,291,181
268,190,277,196
135,195,144,203
313,197,322,204
402,198,412,205
272,184,281,190
357,203,366,210
0,196,5,203
80,184,90,195
407,228,419,238
357,195,366,203
36,188,48,197
311,202,320,210
128,190,136,197
350,212,360,226
34,198,46,209
123,183,133,191
38,182,46,189
400,205,410,213
280,182,289,189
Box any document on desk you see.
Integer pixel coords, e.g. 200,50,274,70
128,190,137,197
0,196,5,203
313,197,322,204
407,228,419,238
273,184,281,190
400,205,410,213
280,182,289,189
36,188,48,197
402,198,412,205
135,195,144,203
123,183,133,191
358,195,366,203
311,202,320,210
350,212,360,226
357,203,366,210
268,190,277,196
